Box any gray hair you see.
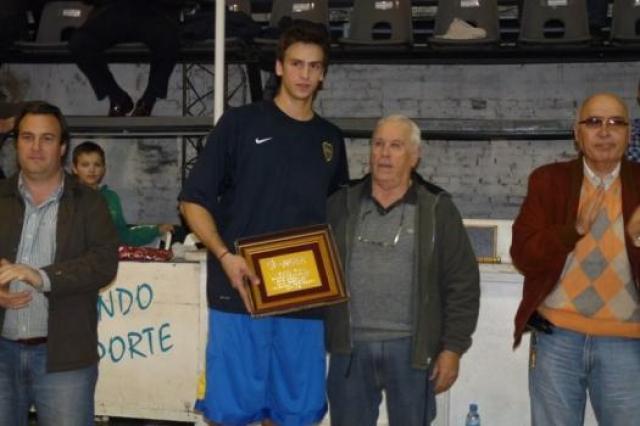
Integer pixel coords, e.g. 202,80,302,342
373,114,422,154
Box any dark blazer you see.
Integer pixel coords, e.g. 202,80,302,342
0,0,24,18
511,158,640,347
0,173,119,372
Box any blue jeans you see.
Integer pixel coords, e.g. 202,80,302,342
0,337,98,426
529,327,640,426
327,337,435,426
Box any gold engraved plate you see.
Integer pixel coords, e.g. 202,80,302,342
260,251,322,296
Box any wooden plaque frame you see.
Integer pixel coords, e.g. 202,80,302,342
235,224,348,316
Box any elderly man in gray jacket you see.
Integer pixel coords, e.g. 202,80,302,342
325,114,480,426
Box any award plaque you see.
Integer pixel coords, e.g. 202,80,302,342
235,224,348,316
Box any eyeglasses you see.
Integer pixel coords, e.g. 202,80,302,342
356,203,405,248
578,116,629,130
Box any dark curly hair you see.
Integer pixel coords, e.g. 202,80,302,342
276,19,330,73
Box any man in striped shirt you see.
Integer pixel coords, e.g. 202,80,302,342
0,101,119,425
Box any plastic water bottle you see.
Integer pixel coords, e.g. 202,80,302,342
465,403,480,426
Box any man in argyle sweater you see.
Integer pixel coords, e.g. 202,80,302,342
512,93,640,426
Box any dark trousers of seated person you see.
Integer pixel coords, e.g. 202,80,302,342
68,0,179,114
587,0,609,33
0,15,27,49
0,0,25,44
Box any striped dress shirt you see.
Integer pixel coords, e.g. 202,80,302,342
1,174,64,340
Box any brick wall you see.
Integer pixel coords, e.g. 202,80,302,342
315,62,639,219
1,62,638,222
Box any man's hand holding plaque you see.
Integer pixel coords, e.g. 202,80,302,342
219,252,261,314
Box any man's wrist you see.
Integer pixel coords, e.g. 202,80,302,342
33,269,49,292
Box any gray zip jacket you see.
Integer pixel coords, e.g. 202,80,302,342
324,172,480,369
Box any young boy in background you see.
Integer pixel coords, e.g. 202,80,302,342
72,141,173,246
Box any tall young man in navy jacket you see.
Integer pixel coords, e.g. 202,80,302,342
180,21,348,426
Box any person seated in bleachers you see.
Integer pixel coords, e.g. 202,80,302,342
0,0,26,49
586,0,608,39
72,141,174,246
0,108,16,134
626,78,640,163
0,117,14,134
69,0,184,117
0,101,22,179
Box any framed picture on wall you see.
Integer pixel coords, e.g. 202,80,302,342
465,224,500,264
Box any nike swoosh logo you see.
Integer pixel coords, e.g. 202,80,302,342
255,137,273,144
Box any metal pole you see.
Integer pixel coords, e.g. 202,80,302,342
214,0,226,124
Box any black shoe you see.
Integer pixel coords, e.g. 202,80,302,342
108,95,134,117
131,98,156,117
